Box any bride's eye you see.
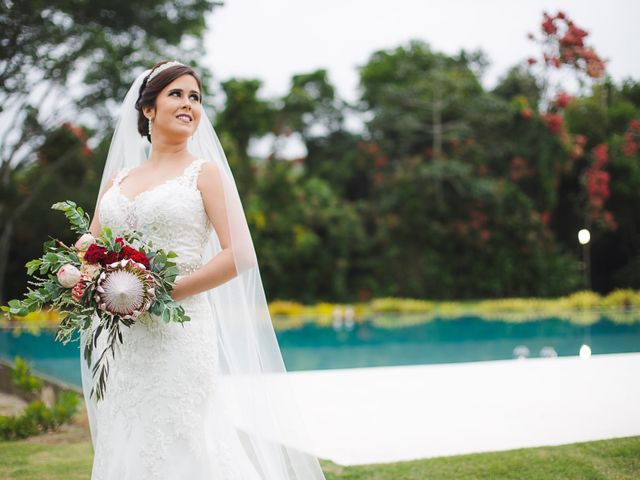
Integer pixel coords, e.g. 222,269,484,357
169,91,200,102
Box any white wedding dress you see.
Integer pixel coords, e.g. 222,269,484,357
86,157,263,479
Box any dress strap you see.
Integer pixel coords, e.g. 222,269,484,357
113,167,131,186
184,158,208,187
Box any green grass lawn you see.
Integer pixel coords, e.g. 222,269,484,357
0,420,638,480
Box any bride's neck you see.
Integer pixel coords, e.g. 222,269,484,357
148,139,191,165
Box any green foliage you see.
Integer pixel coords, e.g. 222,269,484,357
0,357,80,441
3,31,640,306
10,356,43,394
562,290,602,310
249,159,367,303
371,298,435,313
600,288,640,308
51,201,91,235
0,392,80,441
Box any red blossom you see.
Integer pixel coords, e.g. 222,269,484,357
542,112,563,134
623,132,638,158
123,247,150,269
592,143,608,167
62,122,93,157
583,143,611,223
520,108,533,120
602,211,618,231
570,144,583,160
586,169,610,203
366,143,380,155
83,237,149,268
469,209,488,230
374,156,388,168
84,243,107,264
510,156,534,181
575,134,587,146
535,11,606,79
71,273,90,302
103,250,120,265
540,211,551,225
527,57,537,65
357,287,372,302
555,91,574,108
541,13,557,35
373,172,385,184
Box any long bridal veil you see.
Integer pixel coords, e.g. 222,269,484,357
81,66,326,479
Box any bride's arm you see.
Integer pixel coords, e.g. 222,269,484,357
88,171,118,238
171,162,237,301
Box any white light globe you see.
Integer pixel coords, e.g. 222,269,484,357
579,344,592,359
578,229,591,245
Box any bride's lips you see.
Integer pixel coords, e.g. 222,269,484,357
176,113,193,123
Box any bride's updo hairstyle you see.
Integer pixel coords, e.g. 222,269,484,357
135,60,202,141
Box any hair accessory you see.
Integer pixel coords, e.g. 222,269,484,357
147,60,185,83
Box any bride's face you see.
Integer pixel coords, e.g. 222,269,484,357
146,74,202,142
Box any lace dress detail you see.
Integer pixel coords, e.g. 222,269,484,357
89,158,262,480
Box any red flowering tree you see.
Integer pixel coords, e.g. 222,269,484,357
524,10,618,233
583,144,617,230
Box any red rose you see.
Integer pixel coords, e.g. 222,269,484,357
84,243,107,264
103,250,120,265
120,245,137,258
128,249,150,268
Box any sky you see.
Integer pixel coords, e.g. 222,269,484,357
203,0,639,157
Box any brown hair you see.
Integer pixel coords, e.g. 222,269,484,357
135,61,203,141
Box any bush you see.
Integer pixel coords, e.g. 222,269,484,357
268,300,304,316
0,356,80,440
11,356,43,393
561,290,602,310
601,289,640,309
371,297,435,313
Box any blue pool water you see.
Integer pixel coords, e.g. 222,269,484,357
1,313,638,388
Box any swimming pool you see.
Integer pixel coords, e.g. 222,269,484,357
1,312,638,388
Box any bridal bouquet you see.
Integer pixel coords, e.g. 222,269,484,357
1,200,190,401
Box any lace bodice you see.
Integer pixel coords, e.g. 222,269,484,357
98,158,213,275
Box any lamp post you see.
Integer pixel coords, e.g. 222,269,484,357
578,228,591,290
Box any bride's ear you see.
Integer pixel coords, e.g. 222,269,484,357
143,106,155,120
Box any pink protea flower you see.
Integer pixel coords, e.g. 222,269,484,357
75,233,95,251
94,258,156,321
57,264,82,288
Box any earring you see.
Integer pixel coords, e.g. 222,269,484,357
148,118,153,137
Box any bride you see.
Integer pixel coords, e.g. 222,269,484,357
82,60,327,479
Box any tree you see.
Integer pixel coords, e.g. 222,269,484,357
0,0,221,302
